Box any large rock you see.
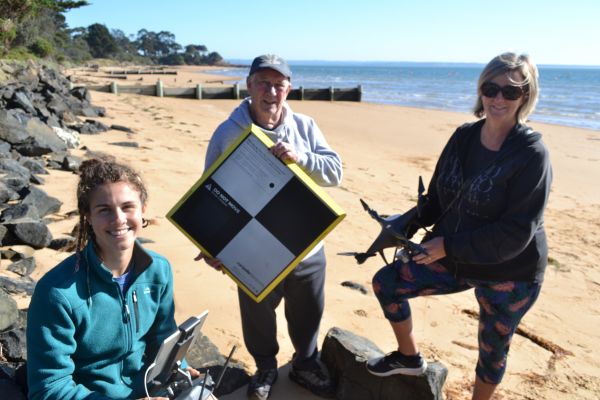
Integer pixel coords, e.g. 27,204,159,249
0,309,27,361
321,327,447,400
15,117,68,156
19,157,48,175
9,89,36,115
0,158,32,182
6,218,53,249
0,174,30,195
0,181,18,203
21,185,63,217
0,109,30,145
1,203,41,223
0,110,67,156
0,224,8,245
0,289,18,331
7,257,36,277
0,276,35,296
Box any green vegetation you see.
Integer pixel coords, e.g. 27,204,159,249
1,0,225,65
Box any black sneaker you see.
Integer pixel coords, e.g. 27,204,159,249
247,368,278,400
366,351,427,377
289,363,335,398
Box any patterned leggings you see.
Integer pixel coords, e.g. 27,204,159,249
372,259,541,384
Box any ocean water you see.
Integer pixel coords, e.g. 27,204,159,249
210,61,600,131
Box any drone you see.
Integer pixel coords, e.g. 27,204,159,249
339,177,429,266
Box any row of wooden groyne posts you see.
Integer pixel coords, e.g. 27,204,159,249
85,69,362,102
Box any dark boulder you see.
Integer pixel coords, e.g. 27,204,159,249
21,185,62,217
0,225,8,245
0,309,27,361
0,181,18,203
1,203,41,223
0,276,36,296
0,158,32,181
76,119,109,134
1,174,30,195
6,257,36,277
110,124,134,133
6,218,53,249
70,86,91,102
19,157,48,175
9,89,36,115
48,236,76,251
61,154,82,172
13,117,68,156
0,289,18,331
321,327,447,400
0,109,30,144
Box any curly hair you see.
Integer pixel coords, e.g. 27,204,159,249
74,156,148,269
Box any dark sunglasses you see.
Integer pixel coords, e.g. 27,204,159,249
480,82,526,101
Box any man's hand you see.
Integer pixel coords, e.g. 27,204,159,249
270,140,298,163
194,252,225,273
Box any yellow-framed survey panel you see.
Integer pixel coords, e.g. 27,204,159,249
167,124,345,302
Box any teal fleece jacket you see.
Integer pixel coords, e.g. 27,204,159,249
27,241,178,400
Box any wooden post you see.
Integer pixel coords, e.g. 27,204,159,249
329,86,335,101
196,84,202,100
233,83,240,100
299,86,304,101
110,81,118,94
156,80,164,97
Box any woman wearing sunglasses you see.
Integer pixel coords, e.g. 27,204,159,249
367,52,552,400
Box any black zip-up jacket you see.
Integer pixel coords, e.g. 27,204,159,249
418,119,552,282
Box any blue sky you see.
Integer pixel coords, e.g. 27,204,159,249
65,0,600,66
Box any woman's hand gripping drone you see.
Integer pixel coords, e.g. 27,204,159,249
340,177,429,266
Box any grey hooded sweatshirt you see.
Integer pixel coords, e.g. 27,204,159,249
204,97,343,258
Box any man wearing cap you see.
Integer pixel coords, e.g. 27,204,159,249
200,54,342,399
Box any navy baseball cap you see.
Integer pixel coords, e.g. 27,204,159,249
249,54,292,79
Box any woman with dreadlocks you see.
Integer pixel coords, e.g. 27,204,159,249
27,157,196,400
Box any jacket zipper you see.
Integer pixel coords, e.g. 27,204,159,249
120,290,133,352
132,290,140,333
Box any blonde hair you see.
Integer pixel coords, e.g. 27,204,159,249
473,52,539,123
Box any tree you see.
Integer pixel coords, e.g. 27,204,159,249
135,29,181,62
85,23,118,58
0,0,88,54
111,29,140,61
205,51,223,65
182,44,205,64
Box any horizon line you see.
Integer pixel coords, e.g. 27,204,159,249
224,59,600,69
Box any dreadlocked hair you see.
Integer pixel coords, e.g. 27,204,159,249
74,156,148,272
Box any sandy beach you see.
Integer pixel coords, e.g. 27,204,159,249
24,66,600,399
